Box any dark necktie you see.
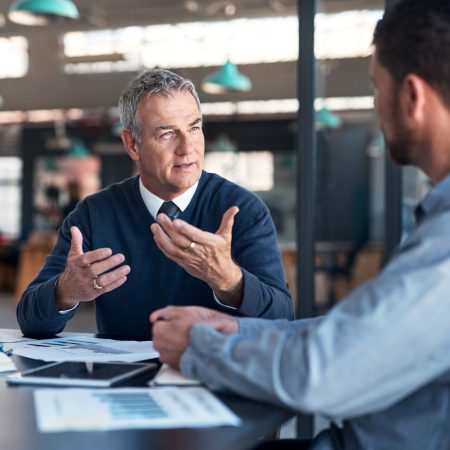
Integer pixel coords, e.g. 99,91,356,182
157,201,181,220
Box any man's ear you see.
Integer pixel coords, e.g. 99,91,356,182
121,129,140,161
401,74,426,124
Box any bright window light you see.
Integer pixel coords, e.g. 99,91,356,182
201,96,374,116
0,96,374,124
62,10,382,74
204,151,274,192
0,36,28,79
315,10,382,59
0,157,22,239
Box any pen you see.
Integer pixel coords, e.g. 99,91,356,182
85,361,93,375
0,343,13,357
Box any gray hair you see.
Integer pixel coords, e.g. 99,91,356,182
118,68,201,144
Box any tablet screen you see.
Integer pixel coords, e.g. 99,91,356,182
7,361,159,387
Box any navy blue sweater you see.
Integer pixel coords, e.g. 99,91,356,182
17,172,293,338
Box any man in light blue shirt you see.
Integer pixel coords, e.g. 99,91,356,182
151,1,450,448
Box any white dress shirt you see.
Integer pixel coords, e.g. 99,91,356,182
138,177,198,219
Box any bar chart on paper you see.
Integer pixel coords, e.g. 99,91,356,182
11,335,159,362
34,387,241,432
94,392,167,420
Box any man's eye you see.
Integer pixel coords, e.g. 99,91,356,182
160,131,174,139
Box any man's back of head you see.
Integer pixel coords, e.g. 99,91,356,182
373,0,450,109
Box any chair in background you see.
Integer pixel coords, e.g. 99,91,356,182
14,231,57,304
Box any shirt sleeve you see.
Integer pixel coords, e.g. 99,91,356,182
16,274,77,336
212,291,238,311
59,303,79,314
180,230,450,420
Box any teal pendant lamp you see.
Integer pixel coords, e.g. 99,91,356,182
315,107,342,129
67,139,90,158
202,60,252,94
8,0,79,26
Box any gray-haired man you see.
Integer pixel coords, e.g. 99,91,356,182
17,69,293,339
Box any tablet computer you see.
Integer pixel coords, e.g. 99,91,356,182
6,361,159,387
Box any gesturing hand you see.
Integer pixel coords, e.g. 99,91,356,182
150,206,244,307
56,226,131,310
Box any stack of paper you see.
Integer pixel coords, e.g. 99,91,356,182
0,352,16,373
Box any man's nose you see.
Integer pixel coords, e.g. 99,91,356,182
176,132,195,155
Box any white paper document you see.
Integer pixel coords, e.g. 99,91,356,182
0,329,33,343
34,387,241,432
151,363,201,386
0,352,16,373
11,335,159,363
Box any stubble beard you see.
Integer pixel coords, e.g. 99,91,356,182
385,99,416,167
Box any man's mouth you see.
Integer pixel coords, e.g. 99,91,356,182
174,162,195,169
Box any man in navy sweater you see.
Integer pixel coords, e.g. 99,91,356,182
17,69,293,338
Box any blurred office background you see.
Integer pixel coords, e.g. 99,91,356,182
0,0,429,327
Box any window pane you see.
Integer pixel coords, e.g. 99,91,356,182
0,157,22,239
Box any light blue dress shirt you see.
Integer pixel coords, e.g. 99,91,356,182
181,173,450,450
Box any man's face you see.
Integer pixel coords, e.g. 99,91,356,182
370,50,416,166
130,90,204,199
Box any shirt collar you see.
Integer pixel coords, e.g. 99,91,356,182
139,178,199,219
417,172,450,223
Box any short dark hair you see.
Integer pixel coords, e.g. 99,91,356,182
373,0,450,107
118,69,201,144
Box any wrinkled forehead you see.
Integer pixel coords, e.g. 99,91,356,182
137,91,202,130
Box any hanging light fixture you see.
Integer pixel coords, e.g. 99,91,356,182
8,0,79,26
202,59,252,94
207,133,238,152
315,107,342,129
67,139,90,158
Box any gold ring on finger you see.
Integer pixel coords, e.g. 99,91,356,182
93,278,103,290
184,240,196,251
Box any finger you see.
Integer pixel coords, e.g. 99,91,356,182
69,227,114,268
89,253,125,276
69,226,84,257
96,275,128,295
95,264,130,289
152,223,184,257
216,206,239,237
155,214,194,248
154,214,180,239
75,248,114,270
150,309,166,324
152,322,170,351
150,306,180,324
156,212,171,224
171,219,212,246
